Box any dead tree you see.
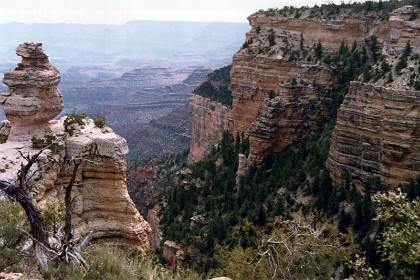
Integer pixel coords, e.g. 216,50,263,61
0,146,90,270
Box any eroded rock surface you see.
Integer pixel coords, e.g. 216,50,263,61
327,82,420,187
0,42,150,249
188,94,233,163
227,5,420,183
0,43,63,141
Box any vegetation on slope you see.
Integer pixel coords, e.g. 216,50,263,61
157,4,420,277
193,65,232,107
260,0,420,21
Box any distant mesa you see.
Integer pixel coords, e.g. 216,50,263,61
0,42,63,141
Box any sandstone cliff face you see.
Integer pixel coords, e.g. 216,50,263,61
0,43,150,249
327,82,420,187
228,5,420,173
188,94,233,163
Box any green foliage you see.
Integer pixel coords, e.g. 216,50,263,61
395,41,412,73
92,115,106,128
347,254,382,280
290,77,297,87
64,113,87,136
373,191,420,279
31,135,64,154
267,90,276,99
214,215,357,280
0,200,29,271
40,200,66,234
42,247,191,280
300,32,304,50
314,41,323,59
268,29,276,46
193,65,232,107
161,123,335,273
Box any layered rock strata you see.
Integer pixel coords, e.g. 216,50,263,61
0,43,63,141
229,5,419,166
0,43,150,248
327,82,420,187
188,94,233,163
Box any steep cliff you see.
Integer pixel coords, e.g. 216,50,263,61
188,95,233,163
188,66,233,163
229,4,420,182
327,82,419,187
0,43,150,248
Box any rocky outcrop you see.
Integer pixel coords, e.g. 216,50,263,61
188,94,233,163
147,205,162,249
0,273,24,280
247,83,332,163
0,120,10,143
327,82,420,188
0,43,150,249
0,119,151,248
0,43,63,141
163,240,186,272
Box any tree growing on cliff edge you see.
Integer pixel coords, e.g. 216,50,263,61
0,145,90,271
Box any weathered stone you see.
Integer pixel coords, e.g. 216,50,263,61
188,94,233,163
0,43,150,249
0,120,11,144
228,4,420,168
327,82,420,188
147,205,162,250
163,240,182,270
0,273,24,280
1,42,63,141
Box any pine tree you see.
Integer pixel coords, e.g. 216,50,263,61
315,41,323,59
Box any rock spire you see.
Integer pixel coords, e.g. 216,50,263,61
0,42,63,141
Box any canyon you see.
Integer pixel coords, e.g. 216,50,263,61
189,5,419,187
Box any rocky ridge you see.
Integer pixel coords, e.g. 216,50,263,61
0,43,150,248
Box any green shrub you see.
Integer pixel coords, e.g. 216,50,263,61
64,113,87,136
268,29,276,46
0,200,29,271
93,115,106,129
42,246,198,280
31,135,64,154
40,200,66,233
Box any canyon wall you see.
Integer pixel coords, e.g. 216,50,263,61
188,65,233,163
327,82,420,187
188,94,233,163
203,5,419,186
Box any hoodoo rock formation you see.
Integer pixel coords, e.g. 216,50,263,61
0,43,63,141
0,43,150,248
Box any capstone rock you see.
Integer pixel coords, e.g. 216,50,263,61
0,42,63,141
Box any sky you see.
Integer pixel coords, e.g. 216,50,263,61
0,0,342,25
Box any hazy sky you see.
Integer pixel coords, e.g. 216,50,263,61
0,0,342,24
